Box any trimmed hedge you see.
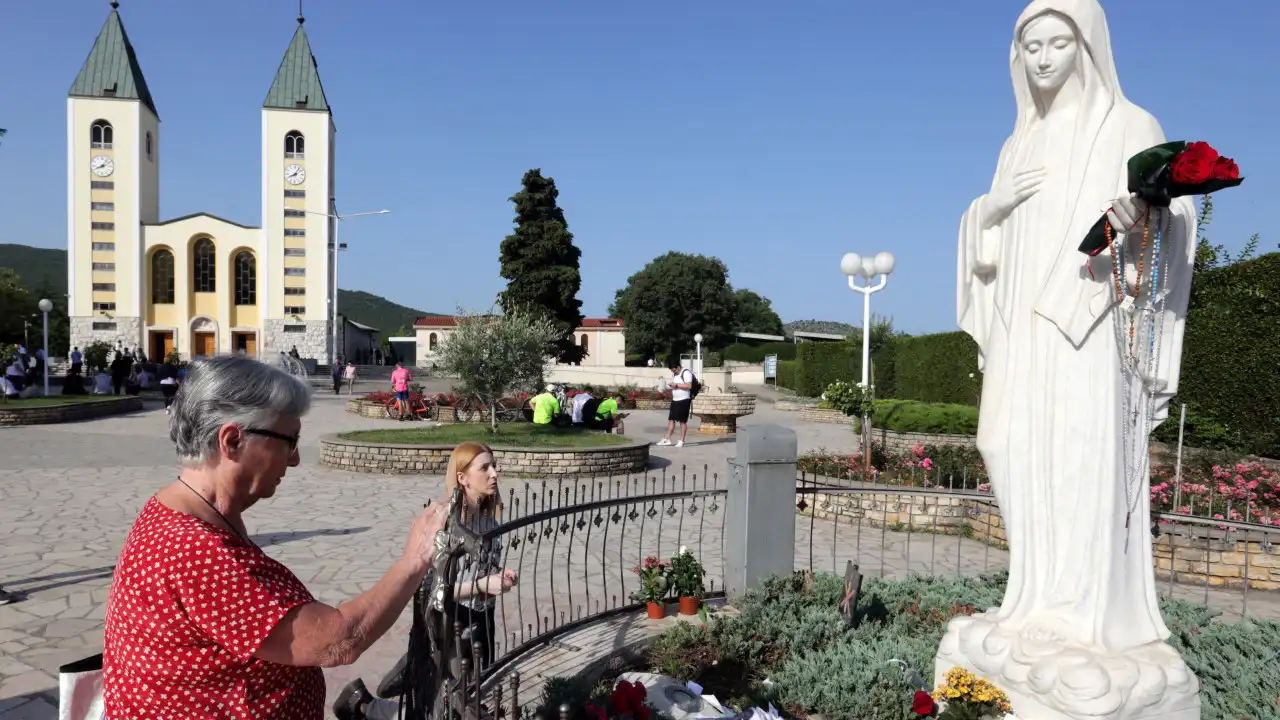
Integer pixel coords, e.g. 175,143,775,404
871,399,979,436
1156,254,1279,457
723,341,797,364
776,359,798,391
886,332,981,405
795,343,860,397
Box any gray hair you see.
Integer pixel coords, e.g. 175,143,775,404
169,354,312,466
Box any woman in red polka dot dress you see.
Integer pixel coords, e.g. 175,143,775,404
102,355,448,720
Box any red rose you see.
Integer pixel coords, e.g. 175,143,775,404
912,690,936,716
1170,141,1219,185
1211,156,1239,181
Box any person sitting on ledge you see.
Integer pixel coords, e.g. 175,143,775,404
590,392,627,435
529,385,561,426
61,366,88,395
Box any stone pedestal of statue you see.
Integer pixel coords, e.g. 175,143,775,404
941,0,1204,718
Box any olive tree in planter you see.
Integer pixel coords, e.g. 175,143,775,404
434,307,558,432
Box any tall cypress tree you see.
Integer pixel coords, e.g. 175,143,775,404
498,169,585,364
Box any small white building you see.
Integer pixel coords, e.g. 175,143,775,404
412,316,627,369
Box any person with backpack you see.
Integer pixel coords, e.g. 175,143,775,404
657,361,699,447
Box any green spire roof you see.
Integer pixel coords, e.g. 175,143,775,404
263,23,330,112
69,7,158,117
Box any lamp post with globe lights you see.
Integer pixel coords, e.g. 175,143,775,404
38,298,53,396
693,333,704,375
840,251,895,472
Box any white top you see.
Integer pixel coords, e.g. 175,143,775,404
670,368,693,402
571,394,593,424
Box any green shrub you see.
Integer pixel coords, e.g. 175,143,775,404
723,342,797,364
887,332,982,405
872,400,979,436
1173,253,1280,458
795,343,860,397
777,360,798,390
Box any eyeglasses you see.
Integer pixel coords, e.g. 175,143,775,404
244,428,300,451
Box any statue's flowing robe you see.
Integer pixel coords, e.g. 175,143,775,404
956,0,1195,651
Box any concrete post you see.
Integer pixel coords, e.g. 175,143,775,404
725,424,798,598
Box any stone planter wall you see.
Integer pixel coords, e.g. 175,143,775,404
870,428,977,454
800,483,1280,590
774,400,818,412
633,398,671,411
691,393,757,434
346,397,389,419
0,397,143,426
320,435,650,477
798,407,855,425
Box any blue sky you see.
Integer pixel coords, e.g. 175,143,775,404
0,0,1273,334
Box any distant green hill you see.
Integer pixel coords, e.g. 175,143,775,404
784,319,857,337
0,243,441,332
0,244,66,295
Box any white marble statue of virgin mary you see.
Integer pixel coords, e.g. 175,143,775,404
939,1,1201,718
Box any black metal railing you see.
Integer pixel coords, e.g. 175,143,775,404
471,467,728,684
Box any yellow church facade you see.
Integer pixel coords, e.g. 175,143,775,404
66,5,339,363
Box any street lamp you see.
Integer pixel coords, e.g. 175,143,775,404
38,298,53,396
693,333,704,376
304,206,391,365
840,252,895,389
841,252,895,475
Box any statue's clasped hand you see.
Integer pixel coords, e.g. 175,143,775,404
1105,194,1150,235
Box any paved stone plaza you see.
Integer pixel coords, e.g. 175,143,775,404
1,391,1274,719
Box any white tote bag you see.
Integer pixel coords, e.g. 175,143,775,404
58,654,107,720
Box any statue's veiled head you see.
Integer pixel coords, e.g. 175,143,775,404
1018,11,1080,94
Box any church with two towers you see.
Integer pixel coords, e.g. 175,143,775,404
67,3,339,362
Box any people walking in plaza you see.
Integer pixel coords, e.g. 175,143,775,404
389,362,412,417
344,361,357,394
100,355,449,720
657,361,694,447
331,361,343,394
333,441,518,720
70,346,82,374
158,358,180,412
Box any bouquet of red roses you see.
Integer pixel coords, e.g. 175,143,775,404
1078,141,1243,256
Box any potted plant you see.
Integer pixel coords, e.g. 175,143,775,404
631,556,668,620
668,546,706,615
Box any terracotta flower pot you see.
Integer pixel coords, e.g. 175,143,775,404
678,596,700,616
646,601,666,620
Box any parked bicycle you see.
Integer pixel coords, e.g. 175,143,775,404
452,394,525,424
385,393,433,421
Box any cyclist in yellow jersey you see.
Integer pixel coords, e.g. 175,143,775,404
530,386,560,425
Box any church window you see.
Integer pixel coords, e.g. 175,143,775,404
429,333,438,351
193,238,216,292
580,334,589,353
284,228,306,237
92,262,115,271
284,267,305,276
234,251,257,306
151,249,175,304
91,202,115,212
90,120,113,149
92,242,114,251
284,189,306,198
284,248,305,256
285,305,306,315
284,208,306,218
92,181,114,190
93,283,115,292
284,287,305,296
93,302,116,312
91,222,115,230
146,132,153,159
285,131,305,158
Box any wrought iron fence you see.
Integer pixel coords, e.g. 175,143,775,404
472,467,728,682
795,470,1280,621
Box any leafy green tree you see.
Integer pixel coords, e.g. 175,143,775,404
435,307,558,431
498,169,585,364
731,289,784,336
29,275,69,356
0,268,36,348
609,252,737,362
